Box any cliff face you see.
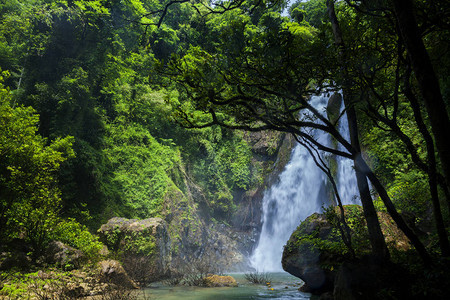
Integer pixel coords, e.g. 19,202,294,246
96,130,295,276
172,130,295,271
98,130,295,275
235,131,295,230
228,131,295,262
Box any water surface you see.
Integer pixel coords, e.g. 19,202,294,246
142,272,310,299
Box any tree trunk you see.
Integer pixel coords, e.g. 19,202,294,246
392,0,450,193
327,0,390,262
356,155,433,264
404,74,450,256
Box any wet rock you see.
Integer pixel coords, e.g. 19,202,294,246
282,212,337,294
282,205,412,297
326,92,343,125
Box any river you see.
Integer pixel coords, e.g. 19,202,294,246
142,273,310,300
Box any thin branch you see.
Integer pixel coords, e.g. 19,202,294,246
293,135,355,258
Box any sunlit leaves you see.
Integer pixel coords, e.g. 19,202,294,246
105,121,180,218
73,0,109,15
0,75,74,251
284,22,315,40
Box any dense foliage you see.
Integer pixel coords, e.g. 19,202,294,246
1,70,74,253
1,0,450,297
0,0,262,258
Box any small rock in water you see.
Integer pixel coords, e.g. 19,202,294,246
204,275,238,287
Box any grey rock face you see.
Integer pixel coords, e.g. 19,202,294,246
45,241,84,270
326,92,343,125
98,217,170,282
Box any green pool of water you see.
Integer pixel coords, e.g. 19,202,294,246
141,272,311,299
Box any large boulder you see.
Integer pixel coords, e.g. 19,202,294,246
45,241,84,270
98,217,170,282
282,205,410,295
282,212,339,294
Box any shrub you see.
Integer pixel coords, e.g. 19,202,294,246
51,218,104,261
244,271,272,284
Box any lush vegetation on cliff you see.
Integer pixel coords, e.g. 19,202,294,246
1,0,450,298
0,0,265,235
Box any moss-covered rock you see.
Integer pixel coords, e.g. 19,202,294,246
282,205,410,295
98,217,170,282
44,241,84,270
282,212,338,294
233,131,294,236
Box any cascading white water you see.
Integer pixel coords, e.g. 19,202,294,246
336,103,360,205
250,93,359,272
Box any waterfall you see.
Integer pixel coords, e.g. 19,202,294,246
249,94,359,272
336,104,360,205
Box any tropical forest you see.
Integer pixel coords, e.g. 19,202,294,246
0,0,449,299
